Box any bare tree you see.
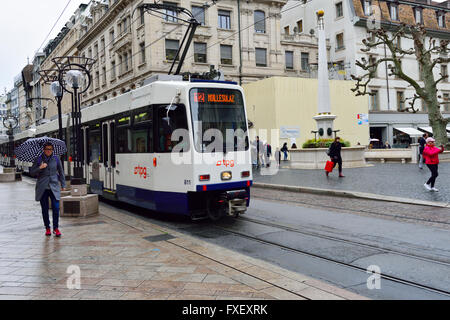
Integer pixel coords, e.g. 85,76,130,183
352,23,450,146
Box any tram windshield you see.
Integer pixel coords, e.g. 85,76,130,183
189,88,249,153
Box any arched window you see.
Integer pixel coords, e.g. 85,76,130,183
254,10,265,33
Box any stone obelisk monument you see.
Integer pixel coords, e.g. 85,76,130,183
313,10,337,138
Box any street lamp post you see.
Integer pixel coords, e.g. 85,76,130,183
3,114,19,168
50,81,64,142
39,69,66,174
52,57,94,186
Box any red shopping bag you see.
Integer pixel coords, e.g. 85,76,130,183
325,160,334,173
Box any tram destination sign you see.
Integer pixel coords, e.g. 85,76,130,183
193,92,235,104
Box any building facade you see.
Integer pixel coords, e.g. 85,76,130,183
36,0,321,120
282,0,450,147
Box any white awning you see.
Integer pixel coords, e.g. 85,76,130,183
419,126,450,137
419,126,433,134
394,127,424,137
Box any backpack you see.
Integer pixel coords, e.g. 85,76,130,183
326,145,331,156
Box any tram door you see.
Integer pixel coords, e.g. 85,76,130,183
102,121,115,191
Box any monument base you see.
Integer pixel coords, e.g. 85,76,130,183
0,173,15,182
60,194,99,217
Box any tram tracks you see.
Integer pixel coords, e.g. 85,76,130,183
213,216,450,298
252,193,450,227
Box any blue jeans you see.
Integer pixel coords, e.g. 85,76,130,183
40,189,59,229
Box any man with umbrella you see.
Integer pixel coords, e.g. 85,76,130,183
29,141,66,237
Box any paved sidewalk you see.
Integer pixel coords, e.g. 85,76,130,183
254,162,450,204
0,177,366,300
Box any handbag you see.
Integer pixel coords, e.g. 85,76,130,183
325,160,334,173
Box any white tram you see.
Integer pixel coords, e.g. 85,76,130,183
9,75,253,220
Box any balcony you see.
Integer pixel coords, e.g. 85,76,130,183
113,30,132,50
281,33,319,46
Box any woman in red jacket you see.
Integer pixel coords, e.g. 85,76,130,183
422,137,444,192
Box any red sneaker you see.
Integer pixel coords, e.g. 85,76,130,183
53,229,61,237
45,228,51,236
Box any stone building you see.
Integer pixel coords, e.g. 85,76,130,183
36,0,321,119
282,0,450,147
39,3,92,121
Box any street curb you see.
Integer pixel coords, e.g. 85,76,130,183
253,182,450,208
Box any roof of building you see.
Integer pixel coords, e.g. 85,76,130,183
352,0,450,32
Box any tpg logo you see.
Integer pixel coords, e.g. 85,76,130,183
134,165,148,179
216,160,235,167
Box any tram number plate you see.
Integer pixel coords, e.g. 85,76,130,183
193,93,205,103
184,180,191,185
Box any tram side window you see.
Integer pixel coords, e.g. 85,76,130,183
116,115,132,153
156,104,189,153
88,127,102,163
132,109,153,153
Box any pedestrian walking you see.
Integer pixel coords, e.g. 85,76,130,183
281,143,289,160
327,137,345,178
418,133,428,169
384,141,391,149
265,142,272,167
256,136,261,168
30,142,66,237
275,147,281,166
422,137,444,192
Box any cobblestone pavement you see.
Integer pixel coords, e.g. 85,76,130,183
251,187,450,230
0,177,366,300
254,162,450,203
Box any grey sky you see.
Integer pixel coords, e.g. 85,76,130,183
0,0,448,93
0,0,86,93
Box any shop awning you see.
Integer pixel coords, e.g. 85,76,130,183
419,126,433,134
419,126,450,137
394,127,424,137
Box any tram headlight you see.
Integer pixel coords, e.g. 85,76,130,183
221,171,232,181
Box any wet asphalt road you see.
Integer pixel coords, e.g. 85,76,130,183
102,190,450,300
10,175,450,299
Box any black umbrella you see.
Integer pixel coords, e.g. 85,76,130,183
15,137,67,162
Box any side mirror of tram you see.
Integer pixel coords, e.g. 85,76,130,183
163,104,178,126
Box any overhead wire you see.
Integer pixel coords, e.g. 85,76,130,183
90,0,223,92
160,0,310,74
34,0,74,57
82,0,311,99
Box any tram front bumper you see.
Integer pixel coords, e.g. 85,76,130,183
224,189,248,216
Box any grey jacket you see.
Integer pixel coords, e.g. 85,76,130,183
30,155,66,201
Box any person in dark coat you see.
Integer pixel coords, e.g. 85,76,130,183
280,143,288,160
275,147,281,166
328,137,344,178
418,133,428,169
30,142,66,237
266,143,272,167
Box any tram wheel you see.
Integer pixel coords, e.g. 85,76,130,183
206,197,227,221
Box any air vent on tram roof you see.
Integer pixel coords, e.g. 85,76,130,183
190,79,238,85
143,74,183,86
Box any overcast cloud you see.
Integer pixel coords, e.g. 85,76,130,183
0,0,86,93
